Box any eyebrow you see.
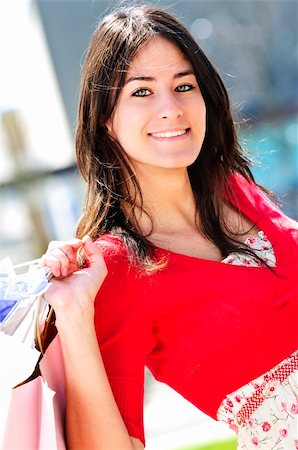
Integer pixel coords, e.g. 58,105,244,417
124,69,195,85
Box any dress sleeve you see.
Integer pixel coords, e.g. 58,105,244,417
93,237,154,446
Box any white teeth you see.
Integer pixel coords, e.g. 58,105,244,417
151,129,187,138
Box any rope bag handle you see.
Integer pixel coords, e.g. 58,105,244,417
34,273,57,354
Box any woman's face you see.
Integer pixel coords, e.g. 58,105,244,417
107,36,206,173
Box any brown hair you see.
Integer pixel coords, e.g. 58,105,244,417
75,4,257,271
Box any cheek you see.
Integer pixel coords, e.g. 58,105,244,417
112,103,140,136
194,102,206,135
192,96,206,119
113,105,149,147
110,112,141,158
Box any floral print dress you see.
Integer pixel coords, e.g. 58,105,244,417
217,231,298,449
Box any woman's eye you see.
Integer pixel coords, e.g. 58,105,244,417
175,84,195,92
132,88,151,97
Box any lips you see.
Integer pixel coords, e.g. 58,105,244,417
149,128,190,138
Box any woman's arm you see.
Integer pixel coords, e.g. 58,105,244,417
43,236,144,450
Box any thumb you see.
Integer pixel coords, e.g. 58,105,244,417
82,235,106,270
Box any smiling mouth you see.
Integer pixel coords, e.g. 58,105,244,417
149,128,190,139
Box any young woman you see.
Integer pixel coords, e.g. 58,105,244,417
42,5,298,450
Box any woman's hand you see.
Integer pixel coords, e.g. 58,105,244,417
41,237,83,278
41,236,107,321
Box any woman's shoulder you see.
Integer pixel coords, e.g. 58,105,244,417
227,171,256,194
227,172,298,231
94,233,149,307
95,233,127,257
94,233,131,272
227,171,276,210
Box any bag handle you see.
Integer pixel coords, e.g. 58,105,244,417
34,273,57,354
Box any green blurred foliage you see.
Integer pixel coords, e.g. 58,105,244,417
176,437,237,450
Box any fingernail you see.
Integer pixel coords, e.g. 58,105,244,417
62,268,68,277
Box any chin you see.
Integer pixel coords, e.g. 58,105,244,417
161,155,199,169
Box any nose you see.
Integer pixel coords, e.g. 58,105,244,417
156,92,183,120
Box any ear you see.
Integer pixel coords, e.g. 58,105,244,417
106,119,112,134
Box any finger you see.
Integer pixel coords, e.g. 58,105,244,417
42,247,77,277
40,251,65,276
53,245,79,261
44,240,83,275
51,248,72,276
41,254,64,278
48,239,83,258
82,235,107,275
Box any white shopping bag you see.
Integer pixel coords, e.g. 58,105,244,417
0,257,50,344
0,258,56,445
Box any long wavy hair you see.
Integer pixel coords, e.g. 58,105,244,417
75,4,258,272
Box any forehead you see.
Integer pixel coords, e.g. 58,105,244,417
126,36,192,76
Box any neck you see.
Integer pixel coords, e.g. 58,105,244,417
125,165,198,236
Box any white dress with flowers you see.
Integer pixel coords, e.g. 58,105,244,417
218,231,298,450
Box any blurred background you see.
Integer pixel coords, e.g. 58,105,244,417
0,1,297,449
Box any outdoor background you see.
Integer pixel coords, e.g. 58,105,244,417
0,1,297,449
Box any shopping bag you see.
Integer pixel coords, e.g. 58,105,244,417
0,257,50,343
0,258,66,450
0,258,50,437
0,332,41,442
1,334,66,450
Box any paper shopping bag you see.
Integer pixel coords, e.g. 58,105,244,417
0,332,41,441
1,334,66,450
